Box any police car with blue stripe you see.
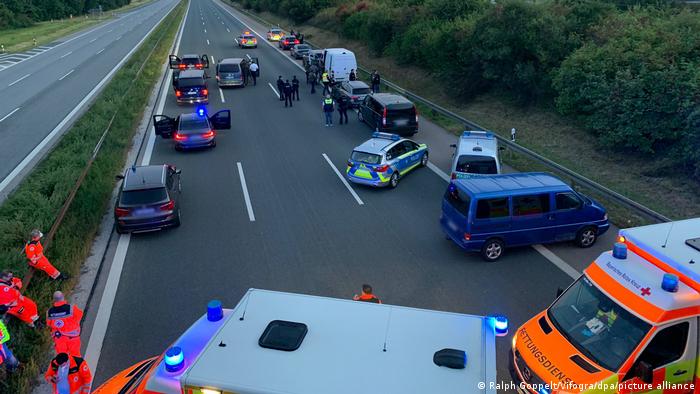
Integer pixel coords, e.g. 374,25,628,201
346,132,429,188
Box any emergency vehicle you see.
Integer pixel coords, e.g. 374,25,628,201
95,289,507,394
510,218,700,393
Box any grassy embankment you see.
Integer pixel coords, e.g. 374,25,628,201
0,1,185,392
0,0,154,53
231,3,700,227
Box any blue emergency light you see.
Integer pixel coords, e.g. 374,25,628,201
372,131,400,141
207,300,223,322
538,387,552,394
612,243,628,259
662,273,679,293
164,346,185,372
489,315,509,337
196,106,206,117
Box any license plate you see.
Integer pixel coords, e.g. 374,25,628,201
455,172,478,179
134,208,155,216
187,89,197,95
394,119,408,126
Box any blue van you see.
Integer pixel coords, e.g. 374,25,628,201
440,173,609,261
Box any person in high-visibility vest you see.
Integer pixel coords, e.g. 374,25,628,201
47,291,84,356
0,270,41,327
322,95,335,127
45,352,92,394
321,71,330,95
0,314,20,372
25,229,69,281
353,284,382,304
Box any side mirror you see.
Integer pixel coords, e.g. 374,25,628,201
450,144,457,148
556,287,564,298
635,361,653,384
115,174,125,180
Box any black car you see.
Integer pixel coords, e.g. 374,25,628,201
169,53,209,71
290,44,311,59
278,35,299,50
332,80,371,108
173,69,208,104
153,109,231,150
358,93,419,136
115,165,181,234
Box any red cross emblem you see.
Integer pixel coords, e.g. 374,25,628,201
641,287,651,296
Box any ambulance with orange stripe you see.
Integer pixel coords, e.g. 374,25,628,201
511,218,700,394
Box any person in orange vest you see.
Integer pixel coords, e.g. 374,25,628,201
47,291,83,356
25,229,69,280
0,270,42,328
353,284,382,304
45,352,92,394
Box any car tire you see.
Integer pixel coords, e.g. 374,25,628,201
420,152,429,167
481,238,504,262
173,209,181,228
389,172,399,188
576,226,597,248
211,140,217,148
116,225,126,235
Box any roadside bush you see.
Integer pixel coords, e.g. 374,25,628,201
553,9,700,153
363,5,395,55
424,0,488,21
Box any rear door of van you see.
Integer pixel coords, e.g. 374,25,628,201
441,184,471,244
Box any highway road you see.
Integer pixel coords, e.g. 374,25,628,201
83,0,618,389
0,0,181,200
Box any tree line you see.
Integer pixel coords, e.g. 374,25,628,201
0,0,132,29
242,0,700,177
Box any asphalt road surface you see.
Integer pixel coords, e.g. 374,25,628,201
88,0,618,389
0,0,180,199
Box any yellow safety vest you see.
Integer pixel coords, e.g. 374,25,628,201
322,73,329,83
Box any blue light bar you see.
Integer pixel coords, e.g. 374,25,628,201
461,130,494,139
662,273,679,293
196,106,206,117
372,131,400,141
489,315,508,337
612,243,627,259
207,300,223,322
164,346,185,373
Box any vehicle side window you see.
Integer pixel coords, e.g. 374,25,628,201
372,100,383,114
556,192,582,210
444,184,470,216
637,322,689,369
403,141,418,152
386,145,402,160
475,198,509,219
513,194,550,216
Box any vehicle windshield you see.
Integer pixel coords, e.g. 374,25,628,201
456,155,497,175
219,64,240,73
270,29,281,34
351,151,382,165
352,87,370,95
182,57,200,65
242,35,255,39
547,276,651,371
120,188,168,206
295,45,310,50
177,77,204,88
180,117,209,133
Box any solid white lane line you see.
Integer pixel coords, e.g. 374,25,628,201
60,51,73,58
89,38,98,43
8,73,30,86
96,48,105,54
533,245,580,279
0,107,20,123
219,88,225,103
237,162,256,221
427,162,449,182
267,82,280,98
58,69,74,81
322,153,364,206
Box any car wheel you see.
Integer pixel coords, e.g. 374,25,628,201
420,152,429,167
480,238,504,262
173,209,181,227
389,172,399,188
576,226,597,248
116,225,126,235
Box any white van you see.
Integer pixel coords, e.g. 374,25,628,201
323,48,357,81
450,131,502,179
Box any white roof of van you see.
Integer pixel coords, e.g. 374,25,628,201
457,131,498,158
182,289,497,394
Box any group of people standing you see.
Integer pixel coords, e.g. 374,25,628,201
1,229,92,393
276,75,301,107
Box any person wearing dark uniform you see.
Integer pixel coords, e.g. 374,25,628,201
338,95,349,125
309,71,318,94
353,284,382,304
349,69,357,81
371,70,381,93
276,76,285,101
292,76,300,101
283,80,293,107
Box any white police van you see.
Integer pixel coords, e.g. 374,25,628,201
450,131,502,179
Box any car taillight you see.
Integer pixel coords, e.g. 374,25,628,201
382,107,387,126
294,40,299,44
175,90,182,97
351,95,358,100
252,38,257,42
284,40,289,44
178,64,186,69
202,130,215,138
196,63,203,68
375,165,389,172
464,233,471,241
241,39,247,44
174,133,187,141
202,89,208,96
115,207,130,217
160,200,175,211
451,172,456,180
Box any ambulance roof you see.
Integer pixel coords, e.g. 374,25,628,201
620,218,700,285
182,289,497,394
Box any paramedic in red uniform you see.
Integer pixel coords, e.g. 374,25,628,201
0,270,41,327
353,284,382,304
47,291,84,356
25,229,68,280
45,352,92,394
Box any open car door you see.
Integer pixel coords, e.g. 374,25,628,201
153,115,177,138
209,110,231,130
201,54,209,68
169,55,181,69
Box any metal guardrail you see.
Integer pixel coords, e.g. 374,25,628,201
231,3,671,224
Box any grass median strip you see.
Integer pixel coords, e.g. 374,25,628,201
0,1,185,392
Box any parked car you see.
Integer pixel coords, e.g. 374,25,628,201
115,165,181,234
332,80,371,108
290,44,311,59
172,69,208,104
153,109,231,151
235,33,257,48
278,35,299,50
358,93,418,135
449,131,502,179
216,58,249,87
440,172,609,261
266,27,284,41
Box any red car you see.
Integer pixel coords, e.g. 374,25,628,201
278,35,299,50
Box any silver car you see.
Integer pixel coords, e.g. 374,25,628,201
333,80,371,108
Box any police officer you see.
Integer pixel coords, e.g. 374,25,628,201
292,76,300,101
322,95,335,127
309,71,318,94
25,229,68,281
276,76,285,101
0,271,41,328
371,70,381,93
47,291,84,357
249,61,259,86
0,311,20,373
353,284,382,304
349,69,357,81
321,71,330,95
283,79,293,107
337,95,349,125
45,352,92,394
329,71,337,90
